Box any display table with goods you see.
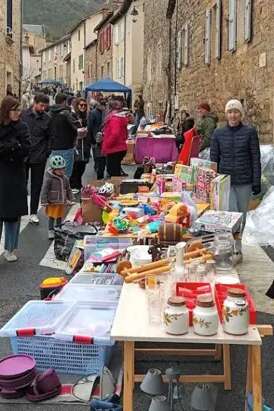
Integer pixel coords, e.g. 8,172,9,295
0,158,273,408
111,271,272,411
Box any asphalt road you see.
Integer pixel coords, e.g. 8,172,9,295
0,160,273,410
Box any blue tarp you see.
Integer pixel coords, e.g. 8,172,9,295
85,78,131,93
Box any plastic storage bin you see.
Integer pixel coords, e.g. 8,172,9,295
70,272,123,286
10,336,113,375
0,301,74,337
84,236,133,261
54,284,121,303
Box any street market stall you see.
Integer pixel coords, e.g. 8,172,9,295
0,157,272,410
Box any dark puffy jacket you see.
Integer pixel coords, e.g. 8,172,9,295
210,123,261,186
49,105,78,150
21,108,50,163
74,111,91,162
88,107,105,158
0,121,30,219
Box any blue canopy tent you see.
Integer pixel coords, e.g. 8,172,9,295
85,78,132,106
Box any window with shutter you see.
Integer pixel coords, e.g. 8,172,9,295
7,0,13,35
215,0,222,59
176,31,182,70
228,0,237,51
205,9,211,64
244,0,252,42
183,23,189,66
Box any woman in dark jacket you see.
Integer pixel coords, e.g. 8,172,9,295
0,96,30,262
70,98,90,191
210,99,261,263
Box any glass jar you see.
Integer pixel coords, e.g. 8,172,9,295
206,259,216,283
196,263,207,282
214,232,234,272
163,297,189,335
193,295,219,336
146,276,161,325
223,288,249,335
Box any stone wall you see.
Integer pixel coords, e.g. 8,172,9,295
144,0,274,143
0,0,22,99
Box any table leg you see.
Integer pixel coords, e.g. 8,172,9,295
123,341,135,411
223,344,232,390
251,345,262,411
245,346,253,410
214,344,222,360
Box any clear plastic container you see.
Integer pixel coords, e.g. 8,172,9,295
0,301,74,337
214,232,234,272
54,284,121,303
54,302,116,344
70,272,123,286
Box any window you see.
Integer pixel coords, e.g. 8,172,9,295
228,0,237,52
78,30,81,41
7,0,13,36
48,48,52,61
116,58,120,78
101,65,104,78
120,57,124,80
107,62,110,76
215,0,222,59
205,9,211,64
176,31,182,70
244,0,252,42
73,59,76,73
182,24,189,66
78,54,83,70
59,64,63,80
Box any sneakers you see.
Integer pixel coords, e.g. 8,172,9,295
72,189,80,195
4,251,18,262
30,214,39,224
48,230,55,240
232,252,243,266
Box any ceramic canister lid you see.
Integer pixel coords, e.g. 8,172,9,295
228,288,246,298
197,294,215,308
167,297,186,307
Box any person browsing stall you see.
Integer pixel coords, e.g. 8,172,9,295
210,99,261,264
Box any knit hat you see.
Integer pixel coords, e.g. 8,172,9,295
225,99,244,116
197,103,211,112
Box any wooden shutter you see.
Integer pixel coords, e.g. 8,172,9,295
244,0,252,42
205,9,211,64
228,0,237,51
183,23,189,66
176,30,182,70
215,0,222,59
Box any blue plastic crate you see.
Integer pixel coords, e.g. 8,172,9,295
10,336,113,375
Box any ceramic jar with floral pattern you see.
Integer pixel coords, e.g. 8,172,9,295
193,294,219,336
223,288,249,335
163,297,189,335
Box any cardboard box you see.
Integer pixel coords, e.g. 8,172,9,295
81,199,102,223
210,174,231,211
195,167,217,203
193,210,243,233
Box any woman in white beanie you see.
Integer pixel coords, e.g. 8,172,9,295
210,99,261,264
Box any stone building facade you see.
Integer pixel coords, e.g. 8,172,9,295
95,12,113,80
0,0,22,99
84,39,97,85
144,0,274,143
41,35,71,86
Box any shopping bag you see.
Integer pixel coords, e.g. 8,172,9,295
246,392,273,411
90,399,122,411
54,222,98,262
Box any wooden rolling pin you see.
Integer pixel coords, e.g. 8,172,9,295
122,258,170,276
185,254,214,264
125,264,171,283
184,248,208,260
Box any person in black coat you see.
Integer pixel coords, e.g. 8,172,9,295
21,93,50,224
0,96,30,262
70,98,90,191
49,93,78,178
210,99,261,262
88,99,106,180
